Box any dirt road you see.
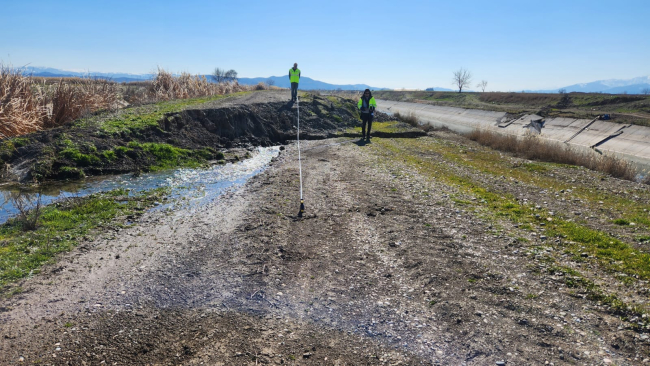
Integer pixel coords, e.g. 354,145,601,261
2,98,650,364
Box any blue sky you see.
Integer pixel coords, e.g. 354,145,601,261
1,0,648,91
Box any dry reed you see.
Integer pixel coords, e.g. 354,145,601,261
0,65,47,138
0,65,269,139
45,78,118,128
148,68,255,101
393,111,419,127
467,129,638,181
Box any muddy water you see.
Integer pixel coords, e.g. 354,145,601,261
0,146,280,224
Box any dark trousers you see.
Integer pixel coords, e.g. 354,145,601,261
291,82,299,101
361,113,373,138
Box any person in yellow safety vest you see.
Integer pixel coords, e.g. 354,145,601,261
357,89,377,141
289,63,301,102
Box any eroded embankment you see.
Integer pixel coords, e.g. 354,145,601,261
0,93,382,183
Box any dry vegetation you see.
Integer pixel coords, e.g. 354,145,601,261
0,65,269,139
0,65,46,138
393,111,419,127
467,129,638,181
477,92,561,105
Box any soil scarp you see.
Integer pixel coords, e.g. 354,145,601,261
0,91,386,183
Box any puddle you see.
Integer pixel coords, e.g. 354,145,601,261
0,146,280,224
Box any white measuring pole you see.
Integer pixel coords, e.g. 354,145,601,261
297,96,303,200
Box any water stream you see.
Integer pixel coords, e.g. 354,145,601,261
0,146,280,224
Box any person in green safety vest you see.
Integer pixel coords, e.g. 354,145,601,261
357,89,377,141
289,63,301,102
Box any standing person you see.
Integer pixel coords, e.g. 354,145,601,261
357,89,377,141
289,63,301,102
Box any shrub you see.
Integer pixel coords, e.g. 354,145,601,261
393,111,419,127
466,129,637,181
3,191,43,231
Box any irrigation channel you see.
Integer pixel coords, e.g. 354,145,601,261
376,99,650,176
0,146,280,224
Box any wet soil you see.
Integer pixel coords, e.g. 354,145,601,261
2,129,650,365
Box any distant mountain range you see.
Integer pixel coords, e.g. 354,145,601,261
21,67,386,91
235,75,387,91
22,66,154,83
425,87,456,92
18,67,650,94
526,76,650,94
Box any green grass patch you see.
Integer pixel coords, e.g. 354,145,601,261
58,166,86,179
368,136,650,328
95,93,248,136
548,265,648,326
102,150,117,161
348,121,420,135
0,188,169,294
371,137,650,283
59,148,101,166
100,143,220,171
140,143,209,171
12,137,30,148
522,162,548,172
613,219,630,226
1,138,31,159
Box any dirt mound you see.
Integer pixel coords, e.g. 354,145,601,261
0,94,390,182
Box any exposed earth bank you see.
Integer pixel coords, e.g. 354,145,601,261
0,91,394,182
1,92,650,365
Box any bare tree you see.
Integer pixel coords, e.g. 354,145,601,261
224,69,238,83
212,68,226,83
476,80,488,92
212,68,238,83
266,78,275,87
643,87,650,95
558,88,567,94
452,68,472,93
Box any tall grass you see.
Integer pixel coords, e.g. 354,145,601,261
45,78,119,129
0,65,270,139
0,65,46,138
467,129,638,181
1,66,119,137
148,68,251,101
